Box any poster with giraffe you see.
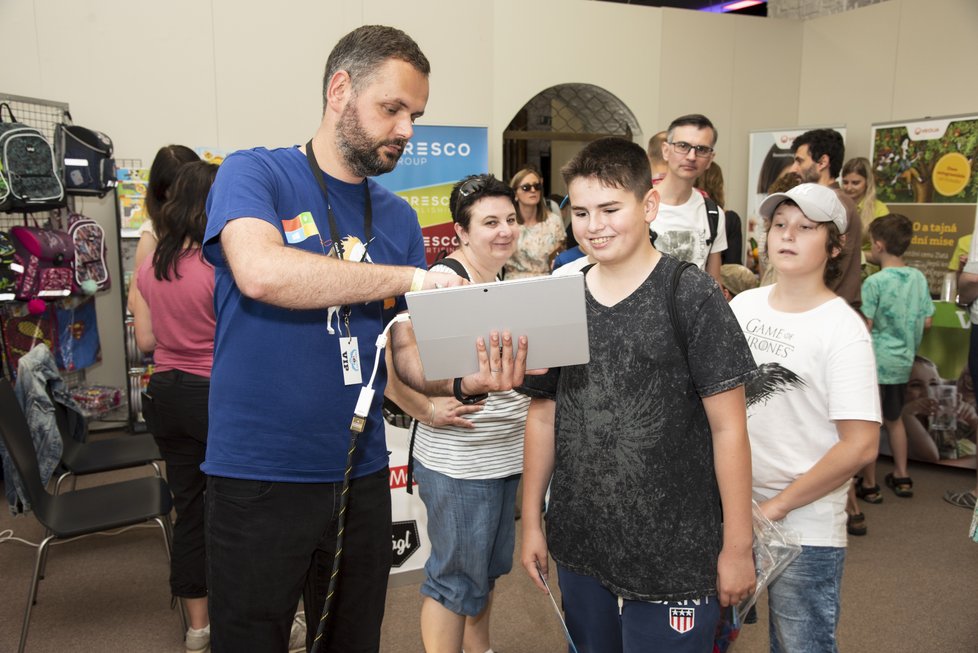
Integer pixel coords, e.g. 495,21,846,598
871,114,978,296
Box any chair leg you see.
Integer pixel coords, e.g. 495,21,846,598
20,535,55,653
37,530,53,580
154,516,187,634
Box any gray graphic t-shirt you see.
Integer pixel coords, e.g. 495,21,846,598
524,255,755,601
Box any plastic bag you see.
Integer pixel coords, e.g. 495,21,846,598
737,498,802,624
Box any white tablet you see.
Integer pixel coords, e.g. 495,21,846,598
405,273,590,380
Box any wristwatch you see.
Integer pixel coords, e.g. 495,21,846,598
454,377,488,405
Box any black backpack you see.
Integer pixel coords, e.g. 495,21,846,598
55,114,116,197
0,103,66,213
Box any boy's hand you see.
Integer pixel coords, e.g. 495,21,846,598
459,331,529,396
716,546,756,608
521,525,550,593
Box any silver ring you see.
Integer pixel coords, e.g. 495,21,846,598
491,369,501,374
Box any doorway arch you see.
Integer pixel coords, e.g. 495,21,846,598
502,83,644,198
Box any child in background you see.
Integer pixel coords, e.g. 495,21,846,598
854,214,933,513
520,137,756,652
730,183,880,653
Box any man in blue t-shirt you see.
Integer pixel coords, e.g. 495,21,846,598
202,26,524,653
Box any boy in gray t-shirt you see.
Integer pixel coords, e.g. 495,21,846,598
519,137,756,652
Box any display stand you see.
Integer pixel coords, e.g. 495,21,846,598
0,93,71,381
112,160,149,432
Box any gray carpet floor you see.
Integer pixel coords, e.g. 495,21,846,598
1,447,975,652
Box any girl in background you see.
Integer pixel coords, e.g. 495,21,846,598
132,161,218,653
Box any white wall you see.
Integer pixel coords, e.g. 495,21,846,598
1,0,975,392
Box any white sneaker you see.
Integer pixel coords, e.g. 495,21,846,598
185,624,210,653
288,611,307,653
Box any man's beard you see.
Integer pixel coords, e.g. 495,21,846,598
799,163,821,184
336,101,406,177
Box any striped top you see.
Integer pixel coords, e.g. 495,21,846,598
413,389,530,479
413,260,531,479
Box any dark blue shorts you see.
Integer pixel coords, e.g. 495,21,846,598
557,565,719,653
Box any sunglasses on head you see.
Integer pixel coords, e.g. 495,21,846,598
452,177,487,217
519,182,542,192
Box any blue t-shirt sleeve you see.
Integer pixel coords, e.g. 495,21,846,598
203,150,281,266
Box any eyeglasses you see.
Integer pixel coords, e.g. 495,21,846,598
453,177,487,217
668,141,714,158
519,183,542,192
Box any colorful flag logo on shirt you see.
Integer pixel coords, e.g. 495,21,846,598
669,607,695,634
282,212,319,244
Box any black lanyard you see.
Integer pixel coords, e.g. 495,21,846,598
304,139,372,259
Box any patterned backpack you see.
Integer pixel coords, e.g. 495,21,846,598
0,103,66,213
9,225,74,302
67,213,110,293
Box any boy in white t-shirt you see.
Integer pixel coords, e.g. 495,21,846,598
730,183,881,653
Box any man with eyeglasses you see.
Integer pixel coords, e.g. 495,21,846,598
653,114,727,285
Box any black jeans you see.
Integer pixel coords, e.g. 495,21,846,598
144,369,209,598
205,467,393,653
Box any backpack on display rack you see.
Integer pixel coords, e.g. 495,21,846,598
8,225,74,304
55,113,116,197
0,103,66,213
0,231,18,301
66,212,110,294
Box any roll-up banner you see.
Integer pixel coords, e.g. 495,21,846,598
872,114,978,470
376,125,490,578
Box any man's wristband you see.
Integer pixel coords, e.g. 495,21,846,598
410,268,426,293
454,377,488,405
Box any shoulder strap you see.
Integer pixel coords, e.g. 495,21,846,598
429,256,470,281
669,261,696,365
703,196,720,247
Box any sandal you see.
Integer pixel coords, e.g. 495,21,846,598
854,480,883,504
885,472,914,498
943,490,977,510
846,512,867,536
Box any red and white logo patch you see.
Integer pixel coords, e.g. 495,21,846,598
669,606,695,634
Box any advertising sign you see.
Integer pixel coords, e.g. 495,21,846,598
374,125,489,265
871,115,978,296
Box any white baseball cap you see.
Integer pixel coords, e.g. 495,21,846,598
758,183,847,232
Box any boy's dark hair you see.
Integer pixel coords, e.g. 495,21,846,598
146,145,200,221
153,161,219,281
869,213,913,257
560,137,652,200
763,199,845,285
323,25,430,110
449,174,516,230
791,129,845,179
667,114,717,146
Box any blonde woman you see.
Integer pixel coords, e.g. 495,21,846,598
504,167,565,279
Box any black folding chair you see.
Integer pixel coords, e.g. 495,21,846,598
52,396,163,494
0,378,175,653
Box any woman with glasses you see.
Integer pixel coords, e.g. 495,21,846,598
504,166,566,279
386,174,531,653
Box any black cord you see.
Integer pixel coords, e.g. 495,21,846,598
309,426,361,653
